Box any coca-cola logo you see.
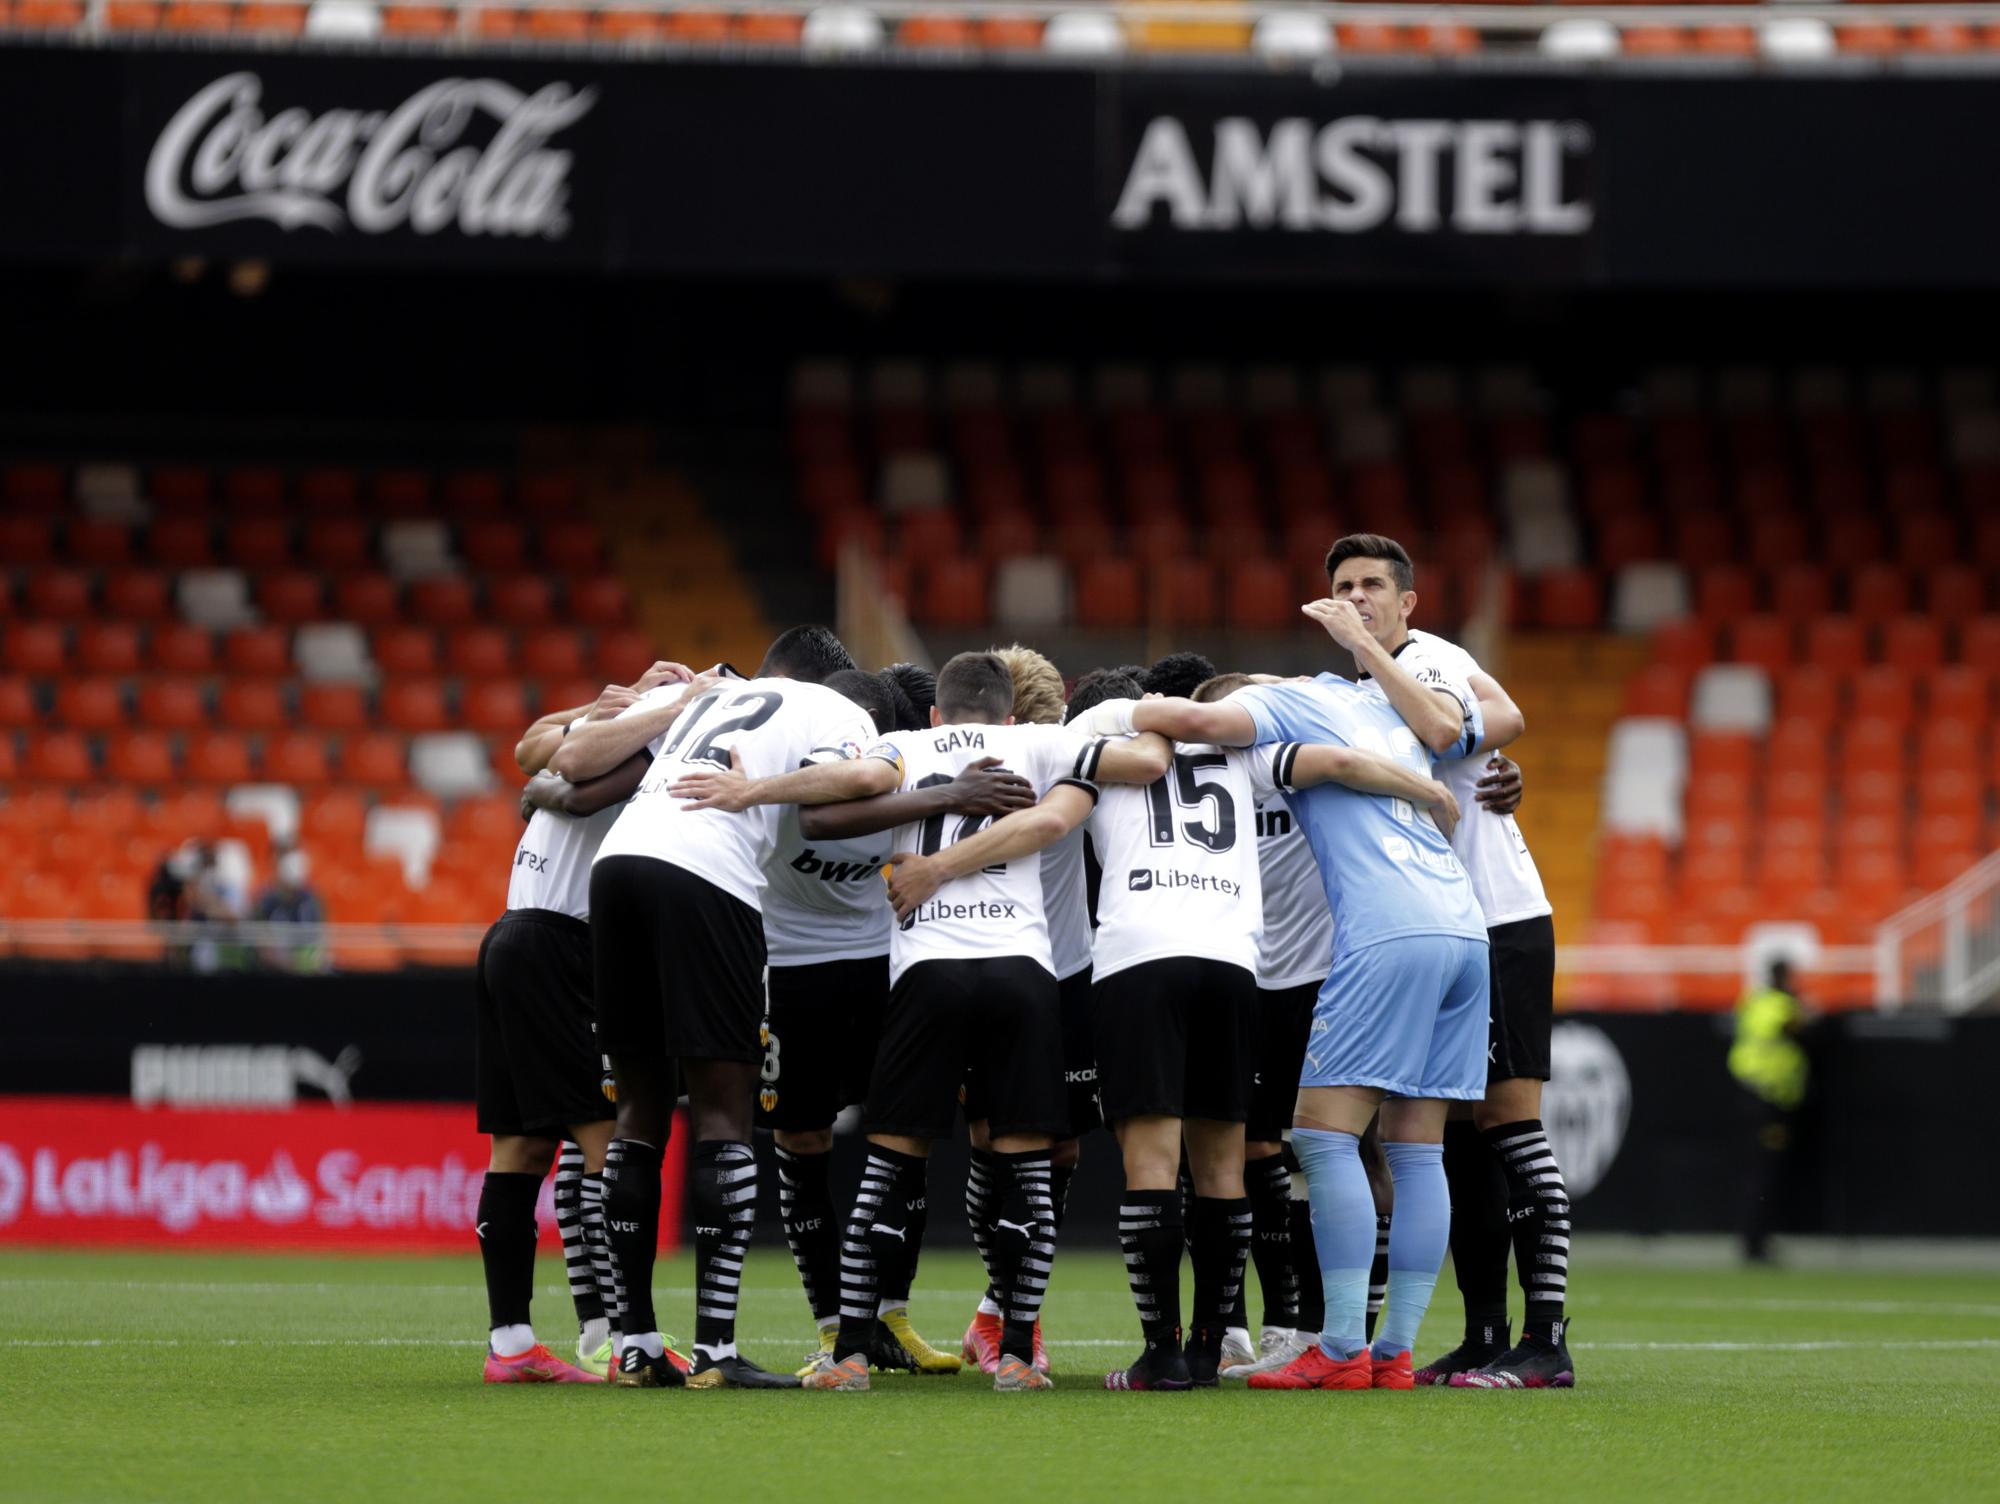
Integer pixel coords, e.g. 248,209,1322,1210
144,72,595,239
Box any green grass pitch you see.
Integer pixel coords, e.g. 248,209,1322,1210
3,1244,1997,1503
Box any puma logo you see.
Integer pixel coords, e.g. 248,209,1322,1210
996,1218,1036,1239
870,1223,907,1243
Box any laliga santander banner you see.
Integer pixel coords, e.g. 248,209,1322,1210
0,1097,685,1254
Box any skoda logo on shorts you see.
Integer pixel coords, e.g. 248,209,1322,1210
1128,869,1154,892
1543,1022,1631,1198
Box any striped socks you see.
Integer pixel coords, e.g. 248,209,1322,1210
691,1140,758,1360
1486,1119,1572,1339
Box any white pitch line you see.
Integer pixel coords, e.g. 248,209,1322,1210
8,1337,2000,1354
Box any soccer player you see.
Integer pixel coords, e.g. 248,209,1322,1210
475,747,659,1385
672,651,1170,1392
1071,679,1483,1391
958,644,1097,1376
762,665,1031,1378
553,624,873,1390
1309,532,1575,1389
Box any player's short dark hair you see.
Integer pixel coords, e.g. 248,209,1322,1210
1065,667,1145,723
1111,663,1147,685
1192,672,1256,704
936,651,1015,723
1143,651,1219,701
823,668,897,735
758,624,857,684
1768,957,1794,992
1325,533,1415,594
879,662,936,731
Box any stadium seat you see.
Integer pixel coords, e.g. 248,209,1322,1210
381,678,450,733
1848,563,1911,627
372,625,439,676
409,575,476,626
304,518,371,571
1927,564,1985,624
67,517,132,567
1729,615,1794,675
137,678,207,731
1823,513,1884,572
1150,559,1219,628
460,521,527,574
1962,617,2000,674
593,628,655,683
226,785,303,847
445,626,513,678
177,569,254,628
76,623,142,675
1852,665,1915,725
567,577,630,628
224,626,289,676
370,469,433,518
1690,666,1772,733
295,623,372,682
1074,557,1143,629
256,570,325,623
462,680,531,735
26,568,91,619
149,623,215,674
186,732,256,784
520,628,587,681
482,573,552,629
218,678,288,731
266,732,333,786
1130,513,1193,568
1882,616,1945,674
915,557,990,629
364,803,441,887
1770,563,1833,626
1609,563,1686,632
103,567,172,620
300,683,370,732
541,524,606,576
410,733,496,799
1804,617,1867,676
0,516,55,564
106,731,176,785
149,518,215,568
342,732,409,788
381,520,454,579
55,678,125,730
0,677,37,728
1927,666,1992,724
299,468,359,513
332,571,400,625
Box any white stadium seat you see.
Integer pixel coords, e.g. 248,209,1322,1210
1538,19,1620,58
409,734,497,800
1043,11,1125,54
176,568,256,629
364,804,441,889
993,557,1070,631
1611,564,1691,634
1691,664,1773,734
801,5,884,53
293,622,373,683
380,520,455,580
879,454,953,513
226,785,303,847
1251,11,1335,57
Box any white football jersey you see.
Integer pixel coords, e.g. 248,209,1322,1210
1043,826,1092,981
1250,779,1335,991
506,775,624,921
1358,629,1552,929
1085,741,1264,984
594,677,876,911
762,809,893,966
872,721,1097,984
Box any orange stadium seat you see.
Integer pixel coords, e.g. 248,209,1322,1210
3,463,65,510
305,518,371,571
1728,615,1793,675
899,509,962,561
975,510,1039,563
1823,513,1883,572
1598,514,1664,571
801,460,865,517
186,731,255,783
446,627,513,678
224,626,289,676
1533,568,1602,630
1650,619,1714,676
0,676,36,727
593,628,654,682
265,731,333,786
1848,563,1911,626
77,622,142,675
463,681,529,735
1927,665,1992,723
0,516,55,565
442,470,504,518
4,622,64,675
235,2,306,31
373,625,438,677
68,518,133,567
72,788,144,838
332,572,399,625
1851,665,1914,725
1776,665,1841,729
382,4,452,33
149,623,215,674
409,576,475,627
107,732,176,785
56,678,127,730
541,525,605,576
381,678,450,732
220,466,284,514
103,567,172,621
520,629,587,681
138,678,207,731
1130,513,1192,569
1074,558,1143,630
163,1,231,29
299,468,359,513
461,521,526,574
218,678,288,731
104,0,161,27
1623,664,1690,718
149,518,214,568
256,570,325,623
369,469,432,517
917,558,990,629
1044,456,1107,517
341,733,408,787
1896,511,1959,568
144,788,226,842
300,683,369,732
567,578,630,628
1748,513,1808,570
1804,617,1867,675
1928,564,1985,624
1224,559,1296,631
488,575,555,627
26,568,91,618
1771,563,1832,626
519,473,580,518
1958,616,2000,673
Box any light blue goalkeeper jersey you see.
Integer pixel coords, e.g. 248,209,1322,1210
1235,674,1487,956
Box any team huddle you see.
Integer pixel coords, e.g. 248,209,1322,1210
470,532,1577,1395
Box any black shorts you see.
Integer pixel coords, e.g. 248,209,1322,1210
758,954,889,1131
1488,914,1556,1083
961,965,1100,1138
591,855,767,1063
1092,957,1256,1124
475,909,615,1138
1248,980,1318,1143
868,957,1067,1141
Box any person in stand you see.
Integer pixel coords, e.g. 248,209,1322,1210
1729,958,1812,1265
255,848,327,973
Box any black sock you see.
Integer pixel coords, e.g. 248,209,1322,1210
966,1148,1002,1307
1485,1119,1571,1340
691,1140,758,1355
836,1147,926,1358
994,1149,1057,1362
578,1172,621,1336
775,1145,839,1325
1444,1119,1511,1342
602,1138,663,1339
1187,1195,1253,1365
1119,1189,1184,1347
1365,1212,1391,1343
477,1170,542,1333
1246,1154,1301,1330
1050,1160,1076,1231
553,1145,602,1329
879,1155,928,1310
